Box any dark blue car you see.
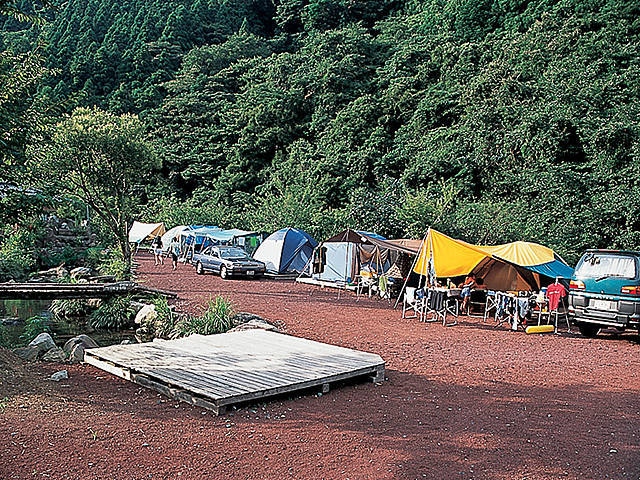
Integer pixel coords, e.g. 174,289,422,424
192,246,266,279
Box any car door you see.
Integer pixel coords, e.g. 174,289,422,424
209,248,223,274
199,246,214,271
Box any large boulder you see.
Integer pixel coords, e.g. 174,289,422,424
134,304,157,325
70,266,92,280
68,344,86,363
41,346,67,363
28,333,56,354
13,346,39,362
63,334,99,354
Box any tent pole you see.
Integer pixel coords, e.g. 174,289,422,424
393,229,429,309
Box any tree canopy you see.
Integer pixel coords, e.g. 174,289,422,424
2,0,640,269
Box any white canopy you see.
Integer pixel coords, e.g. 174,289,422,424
128,221,166,244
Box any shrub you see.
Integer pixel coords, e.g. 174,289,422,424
172,296,234,338
19,315,51,344
50,297,91,321
0,230,38,282
89,295,135,330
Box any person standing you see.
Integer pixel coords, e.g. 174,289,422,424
169,237,181,271
152,236,164,265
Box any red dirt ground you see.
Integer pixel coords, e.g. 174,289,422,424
2,252,640,479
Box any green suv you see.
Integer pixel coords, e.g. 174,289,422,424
568,249,640,337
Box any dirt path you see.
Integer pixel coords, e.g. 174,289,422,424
2,252,640,479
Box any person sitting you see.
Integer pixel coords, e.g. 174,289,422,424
459,274,476,313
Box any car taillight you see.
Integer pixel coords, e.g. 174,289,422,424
569,280,585,290
621,285,640,295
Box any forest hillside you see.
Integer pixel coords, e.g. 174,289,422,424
2,0,640,271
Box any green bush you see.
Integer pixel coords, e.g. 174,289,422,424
19,315,51,344
0,230,38,282
0,324,10,348
150,296,178,339
172,296,234,338
89,295,134,330
50,297,91,321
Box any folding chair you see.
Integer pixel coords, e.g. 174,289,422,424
466,289,487,316
402,287,424,320
356,274,377,300
377,275,391,304
483,291,498,322
541,286,571,333
423,288,447,325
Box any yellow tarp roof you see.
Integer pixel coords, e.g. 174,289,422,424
480,241,555,267
414,229,490,278
413,229,561,291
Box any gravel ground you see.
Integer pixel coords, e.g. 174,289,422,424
1,252,640,479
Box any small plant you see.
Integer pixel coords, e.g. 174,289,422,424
89,295,134,330
19,315,51,344
150,296,178,339
172,296,234,338
0,396,9,413
50,297,91,321
0,324,9,348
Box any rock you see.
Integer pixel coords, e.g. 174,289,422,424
231,312,266,327
135,304,157,325
228,319,280,333
68,344,85,363
50,370,68,381
28,333,56,354
41,346,67,363
13,346,39,362
63,334,99,354
70,267,92,279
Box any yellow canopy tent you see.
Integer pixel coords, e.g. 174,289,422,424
413,229,546,291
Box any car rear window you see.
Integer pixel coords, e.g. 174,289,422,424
574,253,637,279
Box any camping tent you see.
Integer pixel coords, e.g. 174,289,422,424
313,229,415,284
160,225,191,252
413,229,573,291
128,221,166,244
253,228,318,274
180,226,261,259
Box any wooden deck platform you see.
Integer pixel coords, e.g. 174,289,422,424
84,329,385,415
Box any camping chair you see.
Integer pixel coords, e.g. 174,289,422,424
356,272,377,299
466,289,487,316
539,285,570,333
377,275,391,304
422,288,448,325
482,291,499,322
402,287,424,320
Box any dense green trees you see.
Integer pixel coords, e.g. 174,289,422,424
2,0,640,271
27,107,160,277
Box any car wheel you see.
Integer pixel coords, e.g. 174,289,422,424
578,322,600,338
220,265,228,279
196,262,204,275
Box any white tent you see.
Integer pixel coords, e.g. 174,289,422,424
128,221,166,244
160,225,190,252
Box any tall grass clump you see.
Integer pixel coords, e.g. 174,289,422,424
173,296,234,338
89,295,134,330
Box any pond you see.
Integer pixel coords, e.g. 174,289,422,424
0,299,136,348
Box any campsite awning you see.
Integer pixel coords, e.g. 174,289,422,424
413,229,573,291
324,229,416,256
128,221,166,244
